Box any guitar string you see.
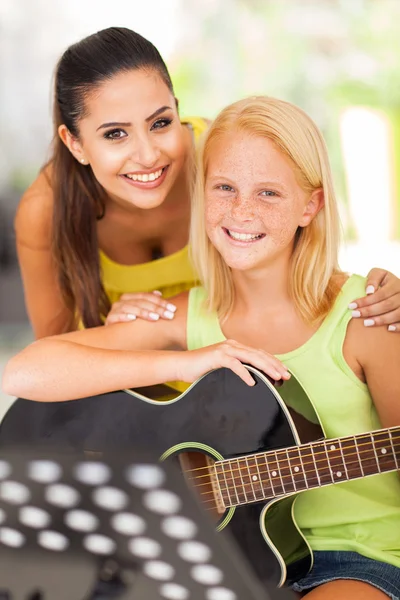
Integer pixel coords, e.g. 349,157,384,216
185,436,400,489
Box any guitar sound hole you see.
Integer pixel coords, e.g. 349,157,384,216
177,452,225,521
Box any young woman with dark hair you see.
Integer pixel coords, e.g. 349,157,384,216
14,27,400,338
15,26,208,335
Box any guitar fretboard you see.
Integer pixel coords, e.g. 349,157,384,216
214,427,400,508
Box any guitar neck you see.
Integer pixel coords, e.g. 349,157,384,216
214,426,400,508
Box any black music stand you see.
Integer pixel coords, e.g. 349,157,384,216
0,449,292,600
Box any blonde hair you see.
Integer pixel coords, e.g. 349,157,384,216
190,96,341,324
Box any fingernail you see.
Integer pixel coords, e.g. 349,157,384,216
167,303,177,313
127,314,136,321
348,302,358,310
364,319,375,327
366,285,375,295
149,312,160,321
352,310,361,318
153,290,162,296
163,310,175,320
284,371,291,379
388,325,397,332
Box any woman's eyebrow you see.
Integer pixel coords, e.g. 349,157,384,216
96,106,172,131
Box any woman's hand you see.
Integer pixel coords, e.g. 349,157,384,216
105,291,177,325
176,339,291,386
349,268,400,332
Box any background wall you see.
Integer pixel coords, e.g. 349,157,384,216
1,0,400,410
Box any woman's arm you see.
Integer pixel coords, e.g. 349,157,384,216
2,293,290,402
15,172,75,337
344,317,400,428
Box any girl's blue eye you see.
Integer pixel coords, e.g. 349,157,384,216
103,129,127,140
151,118,173,130
219,184,234,192
261,190,277,197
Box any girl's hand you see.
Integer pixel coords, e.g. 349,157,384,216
349,269,400,332
177,340,291,386
105,291,176,325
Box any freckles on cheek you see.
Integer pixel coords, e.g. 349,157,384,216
205,197,223,226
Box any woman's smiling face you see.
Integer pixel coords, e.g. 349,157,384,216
204,130,320,273
63,68,187,210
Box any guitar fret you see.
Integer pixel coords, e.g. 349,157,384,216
245,455,265,501
356,434,379,476
274,450,287,494
239,457,257,504
338,440,349,480
227,460,241,505
297,447,310,489
388,430,399,469
214,462,232,507
285,448,296,491
324,440,346,483
340,436,363,479
232,458,247,505
354,435,365,476
370,433,381,473
264,453,284,497
244,456,257,500
255,455,273,500
372,431,397,473
311,443,331,485
285,447,308,492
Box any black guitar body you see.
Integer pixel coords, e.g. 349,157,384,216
0,367,322,587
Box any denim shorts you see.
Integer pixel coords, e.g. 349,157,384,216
290,551,400,599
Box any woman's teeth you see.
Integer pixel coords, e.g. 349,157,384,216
125,168,164,182
228,230,264,241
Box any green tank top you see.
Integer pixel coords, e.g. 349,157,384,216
186,274,400,568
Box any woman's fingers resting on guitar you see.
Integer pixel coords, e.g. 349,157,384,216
105,291,177,325
348,269,400,331
183,340,291,387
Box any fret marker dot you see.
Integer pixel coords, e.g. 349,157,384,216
381,448,387,454
294,467,300,473
252,475,258,481
336,471,342,478
271,471,277,477
330,445,336,451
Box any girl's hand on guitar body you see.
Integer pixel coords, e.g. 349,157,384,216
105,291,177,324
178,340,291,386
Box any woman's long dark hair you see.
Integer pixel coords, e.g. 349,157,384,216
51,27,174,327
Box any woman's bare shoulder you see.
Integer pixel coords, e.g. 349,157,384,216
15,166,54,248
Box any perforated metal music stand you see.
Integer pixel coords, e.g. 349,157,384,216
0,449,292,600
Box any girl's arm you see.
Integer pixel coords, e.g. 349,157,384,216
344,317,400,428
1,293,290,402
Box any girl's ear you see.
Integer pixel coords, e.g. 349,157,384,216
58,125,88,165
299,188,324,227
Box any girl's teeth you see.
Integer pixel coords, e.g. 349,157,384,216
228,230,262,241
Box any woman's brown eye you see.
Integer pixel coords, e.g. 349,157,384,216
104,129,126,140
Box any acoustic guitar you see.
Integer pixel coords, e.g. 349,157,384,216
0,367,398,588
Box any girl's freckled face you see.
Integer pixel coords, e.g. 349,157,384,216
204,131,312,271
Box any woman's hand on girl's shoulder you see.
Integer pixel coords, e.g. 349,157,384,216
349,268,400,332
176,339,291,387
105,291,178,325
